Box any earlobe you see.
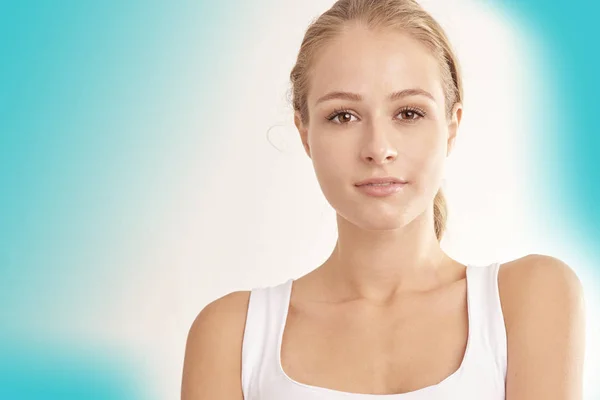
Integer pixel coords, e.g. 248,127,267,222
453,102,463,126
447,103,462,157
294,111,311,158
447,137,455,157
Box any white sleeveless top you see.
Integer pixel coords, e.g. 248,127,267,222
241,262,507,399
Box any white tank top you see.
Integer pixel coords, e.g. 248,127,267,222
241,262,507,399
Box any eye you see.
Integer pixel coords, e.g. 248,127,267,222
326,109,359,124
396,107,426,122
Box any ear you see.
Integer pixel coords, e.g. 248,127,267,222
294,111,311,158
446,102,462,157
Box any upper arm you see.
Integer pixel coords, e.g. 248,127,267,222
181,290,251,400
499,254,586,400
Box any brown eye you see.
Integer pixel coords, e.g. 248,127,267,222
401,110,416,119
396,107,426,121
336,112,354,123
327,110,358,124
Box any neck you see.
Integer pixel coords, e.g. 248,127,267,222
318,208,458,302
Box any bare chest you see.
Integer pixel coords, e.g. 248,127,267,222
280,284,468,395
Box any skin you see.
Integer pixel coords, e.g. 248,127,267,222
181,24,585,399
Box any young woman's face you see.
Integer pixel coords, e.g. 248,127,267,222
296,25,461,231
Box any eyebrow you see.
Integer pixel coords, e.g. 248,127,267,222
315,88,436,104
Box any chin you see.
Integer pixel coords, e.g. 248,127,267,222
338,206,411,231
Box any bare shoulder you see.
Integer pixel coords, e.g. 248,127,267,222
190,290,252,328
498,254,584,325
497,254,586,399
181,290,251,400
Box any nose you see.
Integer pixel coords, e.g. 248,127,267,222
360,122,398,165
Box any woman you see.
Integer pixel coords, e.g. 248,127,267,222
181,0,586,399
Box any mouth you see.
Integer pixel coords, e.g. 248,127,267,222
354,176,408,186
354,176,407,197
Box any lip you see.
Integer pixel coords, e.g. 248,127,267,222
354,176,407,198
354,176,408,186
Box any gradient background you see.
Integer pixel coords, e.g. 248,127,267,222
1,0,598,399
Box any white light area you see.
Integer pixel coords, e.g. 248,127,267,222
176,0,599,398
27,1,597,398
179,0,599,398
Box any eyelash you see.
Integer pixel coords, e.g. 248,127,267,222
326,106,427,124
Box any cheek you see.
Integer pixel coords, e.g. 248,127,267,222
308,134,357,199
404,130,447,189
409,136,445,167
311,138,352,181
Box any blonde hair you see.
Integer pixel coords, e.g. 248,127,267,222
289,0,463,241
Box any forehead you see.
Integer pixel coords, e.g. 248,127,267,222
308,25,445,105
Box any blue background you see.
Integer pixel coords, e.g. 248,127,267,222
1,0,597,398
